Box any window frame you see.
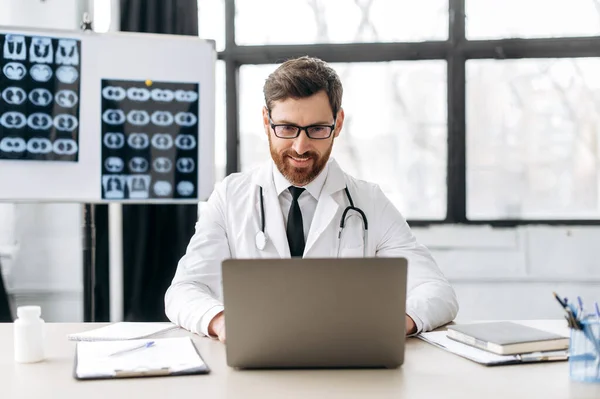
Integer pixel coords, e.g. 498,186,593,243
219,0,600,226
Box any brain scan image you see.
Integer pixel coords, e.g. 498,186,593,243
55,66,78,84
151,89,174,102
27,113,53,130
127,87,151,102
102,86,126,101
3,35,26,60
30,37,53,63
127,110,151,126
0,137,26,153
2,87,27,105
55,90,78,108
54,114,79,132
1,112,27,129
55,39,79,66
29,88,53,107
174,90,198,102
27,138,53,154
3,62,26,80
103,109,126,125
30,64,53,82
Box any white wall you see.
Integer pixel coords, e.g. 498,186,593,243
0,204,17,283
0,0,88,30
413,225,600,322
0,0,92,322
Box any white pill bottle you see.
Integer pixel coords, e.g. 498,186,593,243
14,305,45,363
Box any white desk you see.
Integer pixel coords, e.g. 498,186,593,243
1,321,599,399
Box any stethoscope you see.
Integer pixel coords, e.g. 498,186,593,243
255,185,369,256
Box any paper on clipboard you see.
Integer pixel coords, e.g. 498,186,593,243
418,331,568,366
75,337,209,379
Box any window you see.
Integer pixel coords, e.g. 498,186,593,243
214,61,227,182
240,61,447,219
236,0,448,45
466,0,600,40
467,58,600,220
198,0,225,51
221,0,600,224
92,0,112,33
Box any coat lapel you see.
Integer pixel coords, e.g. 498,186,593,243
252,161,290,258
304,159,347,255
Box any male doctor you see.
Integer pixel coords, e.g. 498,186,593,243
165,56,458,342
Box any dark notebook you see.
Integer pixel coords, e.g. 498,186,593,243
446,322,569,355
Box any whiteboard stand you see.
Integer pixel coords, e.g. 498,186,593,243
81,16,96,323
82,203,96,322
108,203,123,322
0,22,216,325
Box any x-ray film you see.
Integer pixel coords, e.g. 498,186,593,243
0,32,81,162
101,79,199,200
2,87,27,105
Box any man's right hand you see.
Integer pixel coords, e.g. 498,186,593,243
208,311,226,343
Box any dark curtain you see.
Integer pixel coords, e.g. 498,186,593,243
120,0,199,36
94,0,199,322
120,0,199,321
0,261,12,322
93,205,110,321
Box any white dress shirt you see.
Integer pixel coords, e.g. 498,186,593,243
272,162,329,243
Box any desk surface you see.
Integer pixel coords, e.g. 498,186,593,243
1,320,599,399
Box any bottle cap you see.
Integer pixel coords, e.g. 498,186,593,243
17,306,41,319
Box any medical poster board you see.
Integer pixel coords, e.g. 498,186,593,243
0,26,216,203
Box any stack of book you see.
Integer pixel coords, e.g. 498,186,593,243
419,321,569,366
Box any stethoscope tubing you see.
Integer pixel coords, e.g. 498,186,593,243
256,185,368,255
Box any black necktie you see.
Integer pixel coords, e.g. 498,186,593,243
287,186,305,257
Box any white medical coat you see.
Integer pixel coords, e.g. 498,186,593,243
165,158,458,335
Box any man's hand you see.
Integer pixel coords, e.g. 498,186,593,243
406,315,416,335
208,311,226,343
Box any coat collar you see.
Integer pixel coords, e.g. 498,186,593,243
251,158,347,257
251,157,346,195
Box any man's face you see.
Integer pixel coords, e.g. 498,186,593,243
263,90,344,186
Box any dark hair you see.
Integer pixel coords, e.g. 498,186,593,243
263,56,343,117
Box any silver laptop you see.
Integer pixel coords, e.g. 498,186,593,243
221,257,408,369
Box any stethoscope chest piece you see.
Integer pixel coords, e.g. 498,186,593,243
255,231,267,251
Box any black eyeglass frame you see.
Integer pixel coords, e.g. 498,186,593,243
268,113,337,140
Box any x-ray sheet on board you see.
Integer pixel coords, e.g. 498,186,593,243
101,79,200,201
0,33,81,162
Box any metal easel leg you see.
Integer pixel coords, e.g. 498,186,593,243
109,203,123,322
82,203,96,322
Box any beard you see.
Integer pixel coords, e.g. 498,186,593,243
269,135,334,186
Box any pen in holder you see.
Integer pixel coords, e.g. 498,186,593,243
569,318,600,383
553,293,600,383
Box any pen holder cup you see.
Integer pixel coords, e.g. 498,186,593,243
569,319,600,383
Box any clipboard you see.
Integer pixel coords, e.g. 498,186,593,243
73,337,210,380
418,331,569,366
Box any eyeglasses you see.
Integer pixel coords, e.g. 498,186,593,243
269,118,336,140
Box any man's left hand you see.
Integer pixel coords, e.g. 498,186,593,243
406,315,416,335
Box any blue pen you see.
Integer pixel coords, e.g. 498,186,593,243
595,302,600,320
577,296,584,317
109,341,155,357
573,297,600,362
